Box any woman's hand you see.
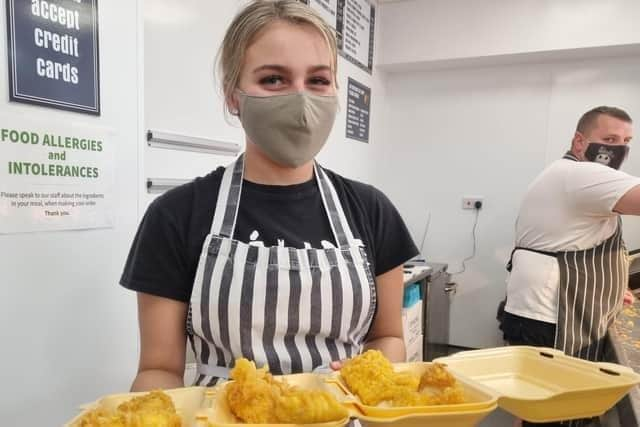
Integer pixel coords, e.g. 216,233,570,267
362,265,407,363
330,360,343,371
323,265,409,373
624,289,635,306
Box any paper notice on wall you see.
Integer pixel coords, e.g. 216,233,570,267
0,116,114,233
308,0,338,29
339,0,375,73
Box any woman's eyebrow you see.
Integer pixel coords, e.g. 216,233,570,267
307,65,331,73
252,64,289,74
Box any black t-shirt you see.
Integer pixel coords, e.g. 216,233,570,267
120,167,418,302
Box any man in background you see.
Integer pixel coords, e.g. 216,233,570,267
502,106,640,426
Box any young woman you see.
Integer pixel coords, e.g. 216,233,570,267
121,0,418,390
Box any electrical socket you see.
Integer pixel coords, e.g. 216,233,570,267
462,196,484,210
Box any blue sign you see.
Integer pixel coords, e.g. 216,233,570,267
6,0,100,115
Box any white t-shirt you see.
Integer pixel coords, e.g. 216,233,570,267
505,158,640,324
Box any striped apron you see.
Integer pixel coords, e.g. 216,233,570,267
553,152,630,362
187,154,377,386
525,230,628,427
555,221,628,362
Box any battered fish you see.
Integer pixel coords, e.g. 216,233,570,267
226,358,348,424
418,362,465,404
419,362,457,388
340,350,465,407
339,349,419,406
77,409,125,427
77,390,181,427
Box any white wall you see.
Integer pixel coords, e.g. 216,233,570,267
375,56,640,349
143,0,245,212
378,0,640,69
0,1,142,425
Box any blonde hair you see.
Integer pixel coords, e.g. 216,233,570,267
217,0,338,115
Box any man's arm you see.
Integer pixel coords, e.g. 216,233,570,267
614,185,640,215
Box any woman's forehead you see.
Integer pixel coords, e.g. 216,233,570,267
243,21,332,69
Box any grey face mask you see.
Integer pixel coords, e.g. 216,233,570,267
237,91,338,167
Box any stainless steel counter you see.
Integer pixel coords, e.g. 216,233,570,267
402,262,452,361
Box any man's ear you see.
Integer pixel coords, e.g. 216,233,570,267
572,131,588,159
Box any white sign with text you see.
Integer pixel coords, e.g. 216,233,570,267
343,0,372,70
0,116,114,233
308,0,338,29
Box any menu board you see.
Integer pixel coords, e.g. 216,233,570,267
345,78,370,143
304,0,338,29
300,0,375,74
337,0,375,73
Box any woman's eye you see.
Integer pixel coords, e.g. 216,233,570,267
308,77,331,86
260,75,284,85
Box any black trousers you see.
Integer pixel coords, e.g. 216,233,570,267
501,312,599,427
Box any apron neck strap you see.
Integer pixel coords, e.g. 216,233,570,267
211,154,245,237
210,154,358,248
314,163,358,248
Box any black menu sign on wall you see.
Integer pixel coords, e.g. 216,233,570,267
300,0,375,74
6,0,101,115
346,78,370,143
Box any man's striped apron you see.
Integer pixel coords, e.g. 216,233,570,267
553,152,629,361
510,153,630,427
514,225,628,427
555,221,628,362
187,154,377,386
